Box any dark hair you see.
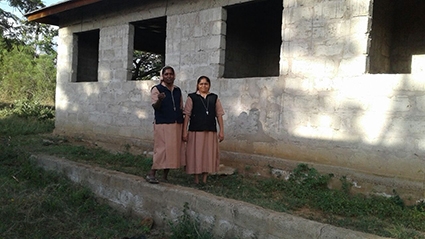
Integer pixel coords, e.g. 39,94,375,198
161,66,175,75
196,75,211,91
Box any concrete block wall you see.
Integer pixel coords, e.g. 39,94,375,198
167,7,226,89
281,0,370,78
56,22,157,146
53,0,425,201
98,24,133,82
218,73,425,199
55,3,228,145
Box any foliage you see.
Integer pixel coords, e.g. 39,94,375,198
0,146,150,239
0,103,162,239
0,0,57,106
0,0,58,54
132,50,164,81
3,0,45,16
0,100,54,136
11,99,54,119
288,163,334,189
169,202,215,239
0,7,20,48
0,45,56,105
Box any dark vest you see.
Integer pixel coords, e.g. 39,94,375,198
188,93,218,132
152,84,184,124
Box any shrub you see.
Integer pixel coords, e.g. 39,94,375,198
169,203,215,239
12,99,54,120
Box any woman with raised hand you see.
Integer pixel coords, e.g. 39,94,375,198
146,66,185,184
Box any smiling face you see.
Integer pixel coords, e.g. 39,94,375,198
197,77,210,94
162,68,175,86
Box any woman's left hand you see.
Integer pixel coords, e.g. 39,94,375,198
218,132,224,142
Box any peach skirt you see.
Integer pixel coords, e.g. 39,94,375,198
152,123,185,169
185,131,220,174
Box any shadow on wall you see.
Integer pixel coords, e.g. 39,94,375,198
233,108,275,142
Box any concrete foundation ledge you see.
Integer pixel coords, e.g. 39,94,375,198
30,154,389,239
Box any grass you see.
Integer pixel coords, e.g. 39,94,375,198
2,102,425,239
168,202,215,239
0,103,165,239
0,138,159,239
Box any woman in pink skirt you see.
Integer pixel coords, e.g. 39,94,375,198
182,76,225,184
147,66,185,184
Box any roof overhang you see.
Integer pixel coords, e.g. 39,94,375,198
25,0,102,25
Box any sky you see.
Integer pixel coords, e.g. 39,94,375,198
1,0,62,16
41,0,63,8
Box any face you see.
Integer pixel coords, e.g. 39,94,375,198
162,69,175,85
197,78,210,93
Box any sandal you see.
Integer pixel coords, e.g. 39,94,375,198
145,175,159,184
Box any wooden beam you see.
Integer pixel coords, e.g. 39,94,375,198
26,0,102,24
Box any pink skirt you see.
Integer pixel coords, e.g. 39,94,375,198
152,123,185,169
185,131,220,174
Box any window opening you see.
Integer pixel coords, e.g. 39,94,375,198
75,29,99,82
224,0,282,78
131,17,166,80
368,0,425,74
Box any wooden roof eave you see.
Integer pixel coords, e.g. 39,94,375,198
25,0,103,26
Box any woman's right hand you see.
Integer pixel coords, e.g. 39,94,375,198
158,92,166,100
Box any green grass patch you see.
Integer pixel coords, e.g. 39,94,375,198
0,144,152,239
168,202,215,239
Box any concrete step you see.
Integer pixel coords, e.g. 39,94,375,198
31,154,389,239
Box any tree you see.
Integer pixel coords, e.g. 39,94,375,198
0,44,56,104
0,0,57,104
132,51,164,81
0,0,57,55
